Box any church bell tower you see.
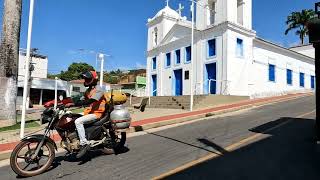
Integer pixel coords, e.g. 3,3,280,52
196,0,252,30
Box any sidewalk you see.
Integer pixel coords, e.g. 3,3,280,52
0,92,313,160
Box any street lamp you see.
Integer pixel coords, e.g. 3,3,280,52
20,0,35,139
307,2,320,142
98,53,104,87
189,0,195,111
97,53,111,87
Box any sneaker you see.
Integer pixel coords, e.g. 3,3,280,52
77,144,90,158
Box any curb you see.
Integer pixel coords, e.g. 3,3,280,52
0,151,11,162
128,93,312,133
0,93,313,161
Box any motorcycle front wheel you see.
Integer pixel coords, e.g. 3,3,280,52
10,139,55,177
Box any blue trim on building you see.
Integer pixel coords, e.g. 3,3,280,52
175,49,181,65
165,52,171,68
268,64,275,82
152,57,157,70
286,69,292,85
311,75,315,89
236,38,244,57
185,46,191,64
207,39,216,58
299,72,305,87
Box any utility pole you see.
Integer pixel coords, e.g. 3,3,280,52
307,2,320,142
20,0,35,139
189,0,195,112
26,48,36,109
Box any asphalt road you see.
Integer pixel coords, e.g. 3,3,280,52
0,95,316,180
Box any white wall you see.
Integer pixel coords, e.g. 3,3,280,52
147,17,177,51
196,0,252,30
146,0,315,99
18,53,48,79
147,36,193,96
226,30,253,96
290,45,315,59
147,25,227,96
250,40,315,98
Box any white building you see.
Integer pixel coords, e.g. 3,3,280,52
18,51,48,79
17,52,69,106
146,0,315,98
290,44,315,59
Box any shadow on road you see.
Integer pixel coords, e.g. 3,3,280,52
45,146,130,174
164,117,320,180
148,132,222,155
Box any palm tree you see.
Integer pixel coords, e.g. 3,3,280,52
0,0,22,126
285,9,315,45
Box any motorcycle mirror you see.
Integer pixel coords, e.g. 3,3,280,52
59,95,64,101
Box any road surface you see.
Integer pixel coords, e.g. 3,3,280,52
0,95,317,180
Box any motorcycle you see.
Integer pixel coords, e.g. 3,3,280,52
10,92,131,177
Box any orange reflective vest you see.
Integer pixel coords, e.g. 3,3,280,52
83,87,106,118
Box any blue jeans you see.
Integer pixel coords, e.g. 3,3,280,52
75,114,98,145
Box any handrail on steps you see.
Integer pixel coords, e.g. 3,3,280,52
129,87,146,106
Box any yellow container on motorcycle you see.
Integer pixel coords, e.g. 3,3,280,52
104,91,127,105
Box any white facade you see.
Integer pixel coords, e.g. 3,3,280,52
18,52,48,79
290,44,315,59
146,0,315,98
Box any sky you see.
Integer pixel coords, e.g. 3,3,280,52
0,0,318,74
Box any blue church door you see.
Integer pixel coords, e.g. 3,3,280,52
174,69,183,96
206,63,216,94
152,75,157,96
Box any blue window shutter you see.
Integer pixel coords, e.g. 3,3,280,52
152,57,156,70
287,69,292,85
311,75,315,89
236,38,243,57
300,72,305,87
269,64,275,82
186,46,191,62
208,39,216,57
166,53,171,67
175,50,181,64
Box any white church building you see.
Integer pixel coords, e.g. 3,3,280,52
146,0,315,98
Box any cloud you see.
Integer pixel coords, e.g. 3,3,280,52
67,50,78,55
135,62,146,69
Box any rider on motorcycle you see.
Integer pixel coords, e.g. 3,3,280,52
73,70,107,158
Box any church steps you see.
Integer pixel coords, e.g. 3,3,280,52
125,95,249,110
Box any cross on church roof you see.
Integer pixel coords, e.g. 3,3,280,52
166,0,169,7
176,3,184,18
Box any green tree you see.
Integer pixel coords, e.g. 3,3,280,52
59,63,94,81
0,0,22,125
103,74,119,84
285,9,315,45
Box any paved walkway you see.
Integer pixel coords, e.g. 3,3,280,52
0,92,313,156
0,93,316,179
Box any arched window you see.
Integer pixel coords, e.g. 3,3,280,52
153,27,158,46
237,0,244,25
207,0,216,25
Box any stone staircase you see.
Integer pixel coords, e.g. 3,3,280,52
125,95,249,110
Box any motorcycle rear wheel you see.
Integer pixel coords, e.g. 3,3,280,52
103,131,126,154
10,139,55,177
